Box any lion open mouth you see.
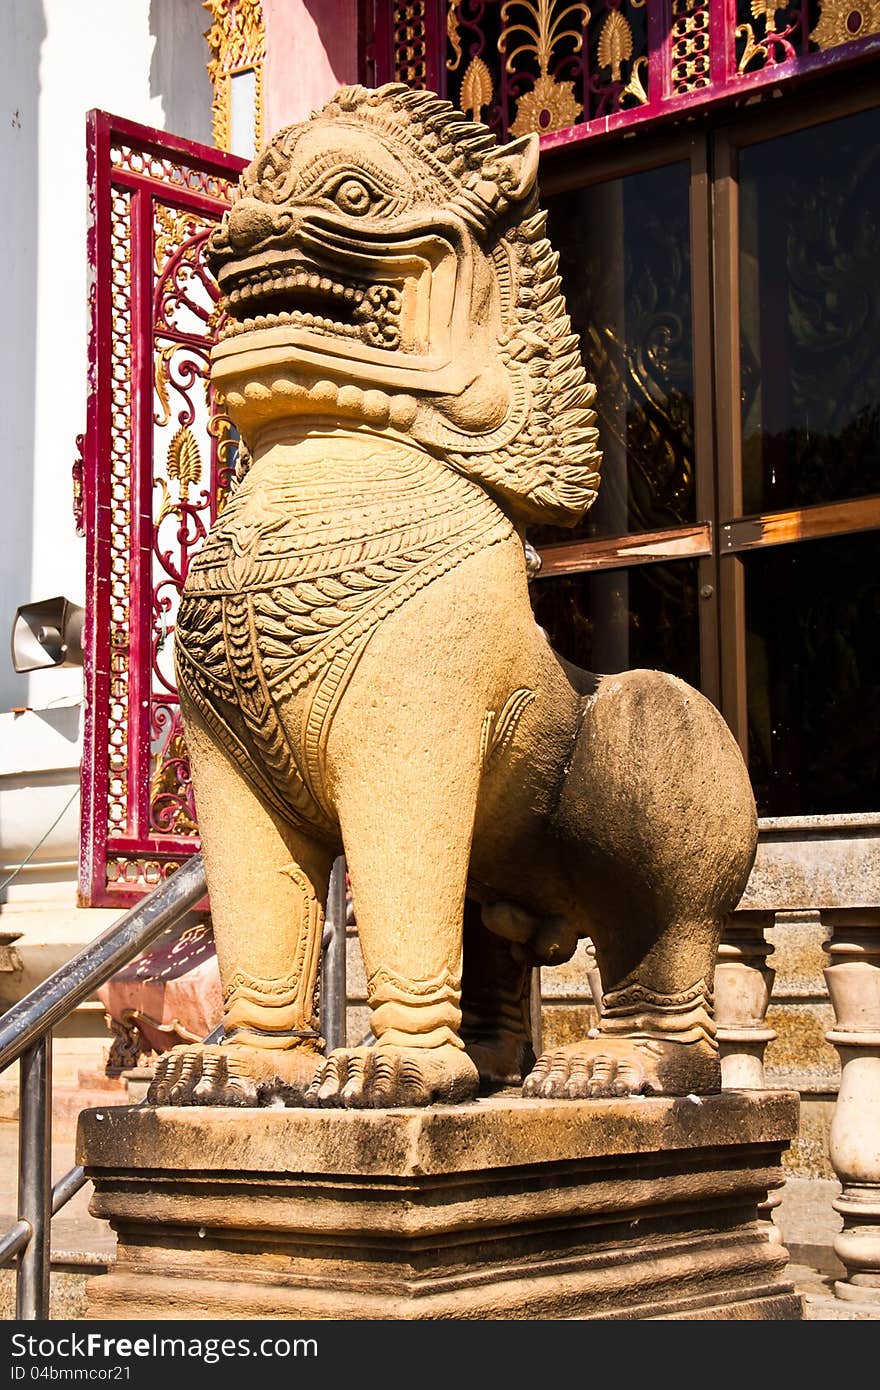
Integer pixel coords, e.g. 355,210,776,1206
217,263,403,350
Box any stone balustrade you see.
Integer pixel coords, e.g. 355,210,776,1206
714,817,880,1308
822,909,880,1304
711,904,880,1297
715,910,777,1090
714,910,782,1242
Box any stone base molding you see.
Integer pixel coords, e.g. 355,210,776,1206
822,909,880,1303
79,1093,802,1320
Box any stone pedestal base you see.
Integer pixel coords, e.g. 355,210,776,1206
78,1091,802,1320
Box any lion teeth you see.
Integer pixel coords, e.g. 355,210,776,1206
220,249,403,350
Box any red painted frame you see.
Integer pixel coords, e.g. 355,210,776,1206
80,112,245,908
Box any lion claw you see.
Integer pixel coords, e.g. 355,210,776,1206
304,1044,478,1109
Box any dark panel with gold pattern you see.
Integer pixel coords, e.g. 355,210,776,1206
370,3,880,144
444,0,651,139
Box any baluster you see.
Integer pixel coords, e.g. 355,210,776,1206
715,911,780,1241
822,909,880,1304
715,910,777,1089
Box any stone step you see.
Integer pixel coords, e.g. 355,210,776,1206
0,1252,113,1321
0,1077,132,1139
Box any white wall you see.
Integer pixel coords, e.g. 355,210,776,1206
2,0,46,718
1,1,214,952
1,0,213,718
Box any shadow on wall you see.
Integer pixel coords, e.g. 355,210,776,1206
303,0,359,86
0,0,45,715
149,0,214,146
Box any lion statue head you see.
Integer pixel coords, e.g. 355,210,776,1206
207,83,601,527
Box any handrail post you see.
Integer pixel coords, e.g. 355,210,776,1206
17,1035,52,1319
322,856,348,1053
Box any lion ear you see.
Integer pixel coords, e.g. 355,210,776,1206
483,133,540,203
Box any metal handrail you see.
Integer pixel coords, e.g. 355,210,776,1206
0,853,208,1319
0,849,348,1320
0,854,207,1074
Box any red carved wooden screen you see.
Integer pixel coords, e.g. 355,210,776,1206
79,113,246,907
360,1,880,145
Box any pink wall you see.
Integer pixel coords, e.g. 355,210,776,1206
263,0,359,135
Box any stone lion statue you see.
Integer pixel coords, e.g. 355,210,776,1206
148,84,757,1109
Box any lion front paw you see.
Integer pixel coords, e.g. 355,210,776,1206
304,1043,479,1108
146,1043,318,1107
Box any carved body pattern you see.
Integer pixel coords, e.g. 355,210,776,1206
149,84,758,1109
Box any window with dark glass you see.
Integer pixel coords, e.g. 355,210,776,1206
527,151,710,704
527,89,880,819
540,163,696,544
738,107,880,517
531,561,701,689
723,100,880,816
743,533,880,816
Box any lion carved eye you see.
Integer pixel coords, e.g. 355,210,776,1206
333,178,374,216
299,165,398,216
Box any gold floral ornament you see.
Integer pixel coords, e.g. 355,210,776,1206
500,0,591,137
811,0,880,48
596,8,649,105
621,56,649,103
460,56,495,121
447,0,463,70
597,10,633,81
154,205,202,276
737,0,795,71
149,733,198,836
207,394,242,515
156,427,203,528
153,343,177,429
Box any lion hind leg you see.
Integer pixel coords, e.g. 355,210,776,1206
527,668,757,1100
